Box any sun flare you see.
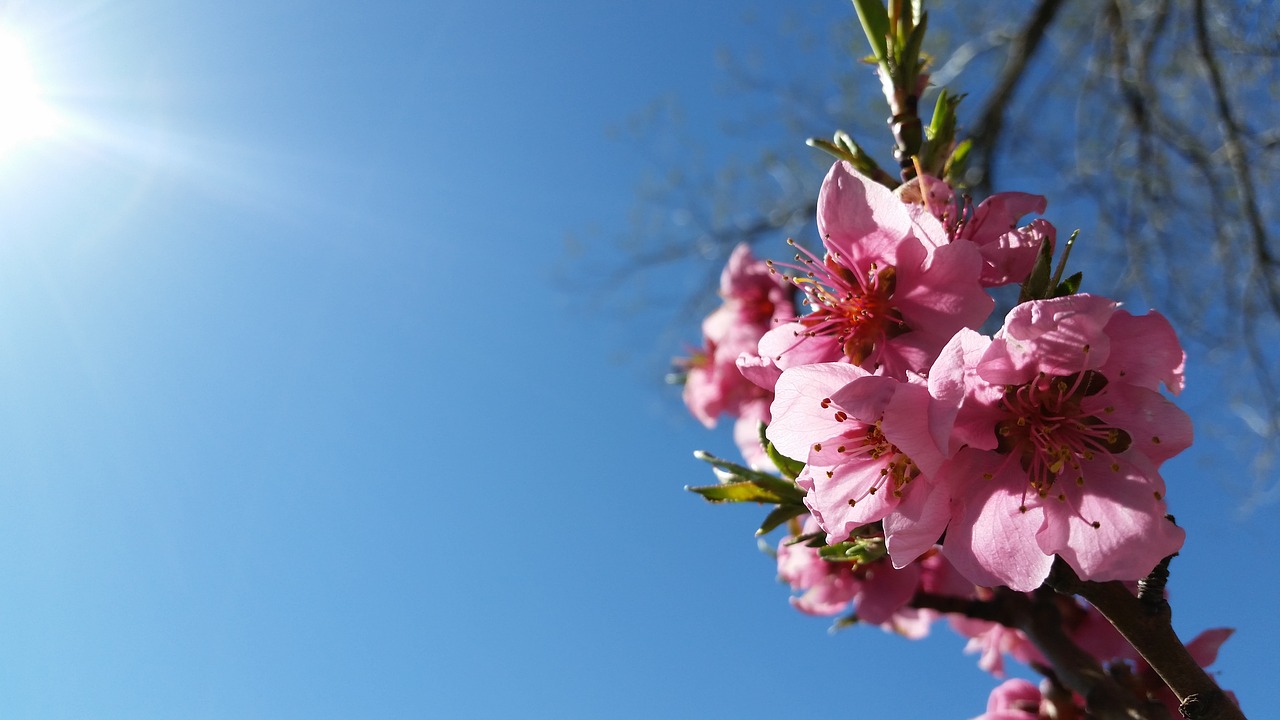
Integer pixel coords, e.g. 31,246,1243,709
0,26,55,153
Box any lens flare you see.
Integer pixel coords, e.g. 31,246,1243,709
0,26,55,153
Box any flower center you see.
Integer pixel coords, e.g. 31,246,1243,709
994,370,1131,496
771,241,908,366
815,401,920,506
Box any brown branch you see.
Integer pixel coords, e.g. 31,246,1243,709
911,588,1158,720
1192,0,1280,321
965,0,1071,194
1047,560,1247,720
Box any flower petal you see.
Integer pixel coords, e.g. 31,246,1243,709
767,363,870,461
940,449,1054,591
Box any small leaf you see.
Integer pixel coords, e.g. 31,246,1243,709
759,422,805,480
686,481,789,504
1049,228,1080,289
756,504,809,536
851,0,891,63
900,12,929,83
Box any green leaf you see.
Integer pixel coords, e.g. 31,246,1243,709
784,531,825,547
925,89,949,142
756,504,809,536
851,0,890,63
1053,271,1083,297
900,11,928,83
690,451,805,503
919,89,960,175
686,480,791,504
943,138,972,185
806,137,856,163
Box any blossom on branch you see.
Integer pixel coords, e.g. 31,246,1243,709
766,361,950,555
930,295,1190,591
680,243,795,466
759,161,992,379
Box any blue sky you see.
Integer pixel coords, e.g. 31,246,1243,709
0,1,1269,718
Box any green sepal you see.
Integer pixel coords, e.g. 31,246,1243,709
818,536,888,564
758,422,805,480
852,0,891,63
1019,231,1055,302
1053,271,1083,297
756,504,810,536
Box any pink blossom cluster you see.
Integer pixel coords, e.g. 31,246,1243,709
684,160,1191,594
680,243,796,468
776,519,1235,718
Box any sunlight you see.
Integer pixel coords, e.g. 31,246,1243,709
0,26,55,154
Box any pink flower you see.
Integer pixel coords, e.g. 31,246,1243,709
767,362,952,561
702,243,796,350
956,193,1055,288
681,244,795,465
970,679,1044,720
931,295,1191,590
775,518,934,636
759,162,992,378
951,614,1044,678
900,174,1055,287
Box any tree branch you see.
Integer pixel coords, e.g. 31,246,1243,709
1047,559,1246,720
966,0,1071,193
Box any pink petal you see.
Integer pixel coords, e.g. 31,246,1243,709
980,295,1117,383
767,363,870,461
979,218,1055,287
1041,455,1185,582
817,161,912,265
827,375,899,424
735,352,782,392
805,456,900,541
856,561,922,625
1082,383,1194,466
758,322,841,370
895,238,994,342
881,379,948,477
1099,309,1186,395
1185,628,1234,668
883,478,951,567
940,449,1054,591
968,192,1047,245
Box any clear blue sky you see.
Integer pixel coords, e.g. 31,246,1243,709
0,1,1269,718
